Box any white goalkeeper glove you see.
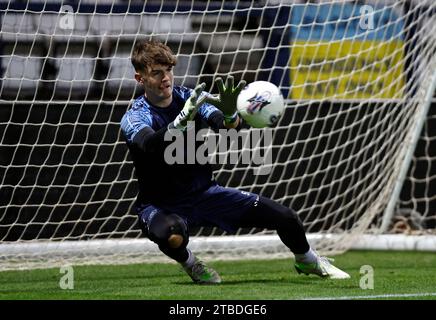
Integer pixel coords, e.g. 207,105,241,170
170,82,207,131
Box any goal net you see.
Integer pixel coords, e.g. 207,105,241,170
1,0,435,271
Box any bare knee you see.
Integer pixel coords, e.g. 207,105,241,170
148,213,189,249
168,234,184,248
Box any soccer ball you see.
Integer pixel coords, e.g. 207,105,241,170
237,81,285,128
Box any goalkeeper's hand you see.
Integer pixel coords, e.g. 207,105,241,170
170,82,206,131
205,75,246,125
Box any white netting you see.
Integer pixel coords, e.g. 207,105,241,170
0,0,435,270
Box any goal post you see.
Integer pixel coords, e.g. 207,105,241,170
380,61,436,233
1,0,435,271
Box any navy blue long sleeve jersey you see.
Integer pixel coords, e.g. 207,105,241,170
120,86,229,206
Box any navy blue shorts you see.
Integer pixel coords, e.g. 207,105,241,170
136,184,259,233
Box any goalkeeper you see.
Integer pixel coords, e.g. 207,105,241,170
120,40,350,284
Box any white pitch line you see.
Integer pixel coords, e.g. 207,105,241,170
303,292,436,300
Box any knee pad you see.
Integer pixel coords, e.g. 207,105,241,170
148,213,189,249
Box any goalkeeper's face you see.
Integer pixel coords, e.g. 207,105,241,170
137,64,174,106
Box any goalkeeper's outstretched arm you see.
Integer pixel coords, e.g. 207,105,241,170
122,83,206,154
206,110,242,131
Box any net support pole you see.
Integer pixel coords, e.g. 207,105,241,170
380,67,436,233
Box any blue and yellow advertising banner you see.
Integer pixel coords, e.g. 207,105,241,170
290,4,405,99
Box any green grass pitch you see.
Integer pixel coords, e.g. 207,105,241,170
1,250,436,300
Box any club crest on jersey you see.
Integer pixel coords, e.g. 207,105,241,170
246,91,271,114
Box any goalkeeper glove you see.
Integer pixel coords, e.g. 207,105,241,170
205,75,246,125
170,82,206,131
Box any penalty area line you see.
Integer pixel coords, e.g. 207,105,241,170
303,292,436,300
